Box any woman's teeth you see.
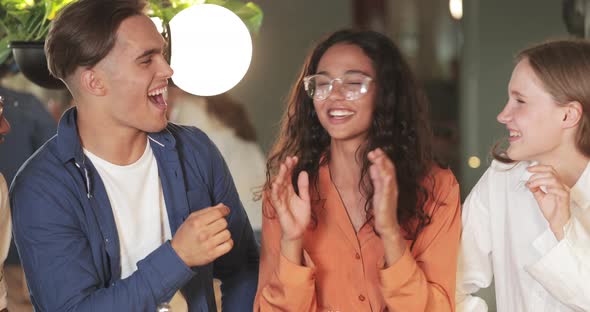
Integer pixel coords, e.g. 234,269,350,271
328,109,354,117
509,130,521,137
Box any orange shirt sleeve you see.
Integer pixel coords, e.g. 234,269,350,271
379,168,462,311
254,196,319,312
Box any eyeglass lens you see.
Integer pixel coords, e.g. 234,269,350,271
304,73,371,101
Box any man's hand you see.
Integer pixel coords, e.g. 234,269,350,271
171,204,234,267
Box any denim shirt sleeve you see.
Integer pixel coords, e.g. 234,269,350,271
203,136,260,310
10,170,195,312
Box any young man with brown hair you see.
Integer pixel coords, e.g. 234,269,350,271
9,1,259,311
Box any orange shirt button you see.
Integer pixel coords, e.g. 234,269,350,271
358,295,365,301
355,253,361,259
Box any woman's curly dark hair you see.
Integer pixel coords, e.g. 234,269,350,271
264,29,434,243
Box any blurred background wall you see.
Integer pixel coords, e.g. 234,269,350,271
460,0,566,197
229,0,353,153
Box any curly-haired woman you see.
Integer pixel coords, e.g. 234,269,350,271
254,29,461,312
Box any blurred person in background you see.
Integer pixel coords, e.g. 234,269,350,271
168,86,266,238
0,95,12,312
0,66,57,188
0,62,56,312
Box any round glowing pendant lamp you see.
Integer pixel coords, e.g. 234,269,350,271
169,4,253,96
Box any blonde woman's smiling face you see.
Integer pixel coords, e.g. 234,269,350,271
497,59,567,162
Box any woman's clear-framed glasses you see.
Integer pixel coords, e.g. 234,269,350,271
303,73,373,101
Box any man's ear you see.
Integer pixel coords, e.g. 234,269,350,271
562,100,584,128
79,68,106,96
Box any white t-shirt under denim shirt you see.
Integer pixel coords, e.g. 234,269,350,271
457,160,590,312
0,174,10,311
85,141,188,311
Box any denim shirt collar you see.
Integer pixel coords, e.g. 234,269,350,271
55,107,179,199
55,107,85,165
55,106,178,165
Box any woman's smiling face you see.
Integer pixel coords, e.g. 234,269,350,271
312,43,376,145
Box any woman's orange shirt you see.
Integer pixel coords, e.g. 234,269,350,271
254,164,461,312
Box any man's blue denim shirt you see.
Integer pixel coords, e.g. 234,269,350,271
10,107,259,311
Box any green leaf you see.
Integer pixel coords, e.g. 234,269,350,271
199,0,263,35
46,0,77,20
0,36,12,65
236,2,263,34
0,0,263,66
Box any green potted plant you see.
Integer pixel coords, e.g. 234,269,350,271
0,0,262,88
0,0,76,87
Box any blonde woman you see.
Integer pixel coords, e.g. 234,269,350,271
457,40,590,311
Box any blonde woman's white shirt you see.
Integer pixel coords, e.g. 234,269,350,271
457,160,590,312
0,174,11,310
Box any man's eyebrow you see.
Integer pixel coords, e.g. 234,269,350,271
135,48,162,60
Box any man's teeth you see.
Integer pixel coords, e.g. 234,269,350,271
148,87,167,97
329,110,355,117
509,130,521,137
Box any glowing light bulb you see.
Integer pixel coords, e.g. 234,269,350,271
468,156,481,169
449,0,463,20
169,4,252,96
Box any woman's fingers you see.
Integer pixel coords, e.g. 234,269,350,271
527,177,563,189
297,170,310,203
368,148,396,187
369,163,382,190
527,164,560,181
527,171,570,194
528,172,553,180
527,164,558,173
271,156,303,215
527,182,570,198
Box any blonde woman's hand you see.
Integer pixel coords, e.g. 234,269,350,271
527,164,571,240
271,156,311,245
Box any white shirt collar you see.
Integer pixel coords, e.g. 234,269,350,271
570,161,590,210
